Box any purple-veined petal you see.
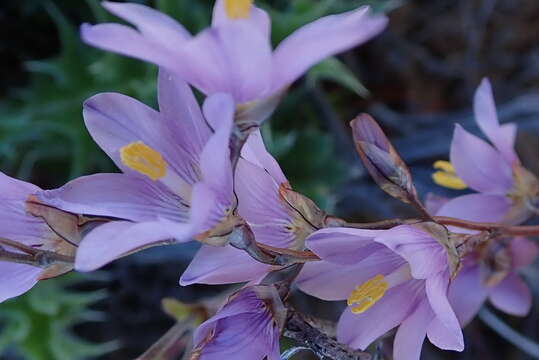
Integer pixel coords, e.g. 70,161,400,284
81,23,181,70
75,221,191,271
0,262,41,303
337,280,423,350
157,69,212,158
178,23,272,102
474,78,517,164
180,244,272,285
271,6,387,92
393,299,432,360
489,273,532,316
83,92,200,186
235,159,292,248
211,0,270,39
298,249,405,301
241,130,287,185
447,264,488,326
425,272,464,350
450,124,512,193
510,237,539,269
375,225,447,279
305,227,385,264
37,173,188,223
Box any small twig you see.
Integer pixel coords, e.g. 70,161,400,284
0,238,74,267
478,308,539,359
284,310,371,360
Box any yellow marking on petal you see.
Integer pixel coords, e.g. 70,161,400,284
224,0,252,19
120,141,167,181
432,160,467,190
347,274,388,314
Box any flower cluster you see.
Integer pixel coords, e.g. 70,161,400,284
1,1,537,360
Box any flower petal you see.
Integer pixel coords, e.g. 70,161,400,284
447,264,488,326
375,225,447,279
271,6,387,91
425,272,464,351
38,173,188,223
489,273,532,316
510,237,539,269
474,78,517,164
180,244,272,285
0,262,41,303
75,221,191,271
306,227,385,264
393,299,432,360
241,130,287,185
179,23,272,102
211,0,270,39
450,124,512,193
337,280,422,350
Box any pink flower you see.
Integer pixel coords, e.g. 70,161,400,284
297,225,464,360
81,1,387,105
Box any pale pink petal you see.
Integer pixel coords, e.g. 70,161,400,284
425,272,464,351
474,78,517,164
393,299,432,360
375,225,447,279
180,245,271,285
448,264,488,326
489,273,532,316
450,124,512,193
271,6,387,91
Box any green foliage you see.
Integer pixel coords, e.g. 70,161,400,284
0,274,115,360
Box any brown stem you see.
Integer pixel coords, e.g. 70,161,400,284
0,238,74,267
284,310,371,360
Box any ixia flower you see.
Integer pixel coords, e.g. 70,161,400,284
433,78,539,224
82,0,387,106
190,285,285,360
0,172,78,302
297,224,464,360
181,130,325,285
37,70,235,271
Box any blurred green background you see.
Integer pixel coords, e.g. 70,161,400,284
1,0,539,359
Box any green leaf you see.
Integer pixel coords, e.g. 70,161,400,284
307,57,369,97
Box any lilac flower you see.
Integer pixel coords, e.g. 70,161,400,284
0,172,77,302
37,70,235,271
190,285,285,360
81,0,387,106
297,225,464,360
181,130,321,285
449,236,538,326
433,78,539,224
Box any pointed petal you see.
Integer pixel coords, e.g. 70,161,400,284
425,272,464,350
241,130,287,185
37,173,188,223
489,273,532,316
211,0,270,39
510,237,539,269
375,225,447,279
0,262,41,303
474,78,517,164
337,280,422,350
157,69,212,159
306,227,385,264
83,92,200,185
75,221,191,271
271,6,387,91
450,125,512,193
235,159,292,248
180,244,271,285
298,249,405,301
393,300,432,360
448,264,488,326
179,24,272,102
